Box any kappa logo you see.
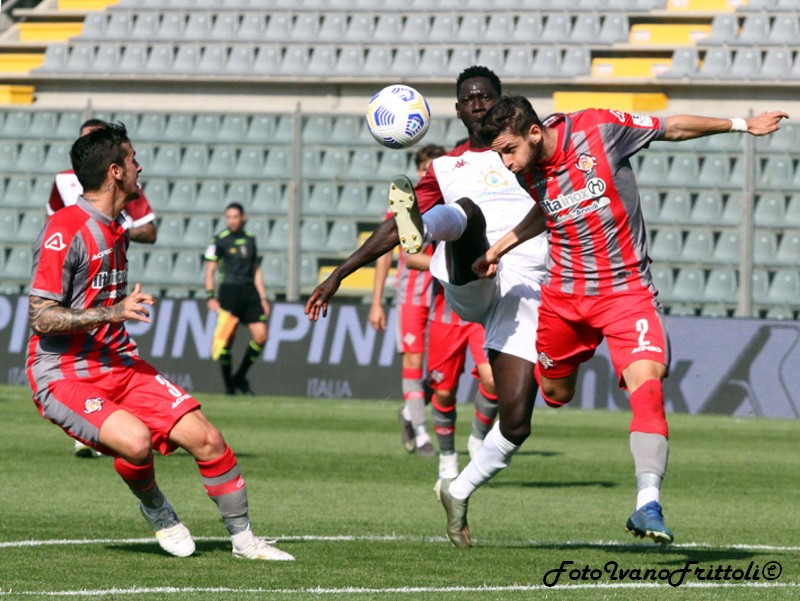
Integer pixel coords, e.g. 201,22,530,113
83,397,104,414
235,476,245,489
429,369,445,384
453,159,467,169
538,352,555,370
44,232,67,252
402,332,417,347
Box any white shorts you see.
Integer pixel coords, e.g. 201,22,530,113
437,264,543,364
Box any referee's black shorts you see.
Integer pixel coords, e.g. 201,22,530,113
218,283,266,324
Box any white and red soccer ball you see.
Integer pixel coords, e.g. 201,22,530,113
365,84,431,150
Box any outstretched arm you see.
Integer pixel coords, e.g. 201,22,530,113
662,111,789,141
305,218,400,321
472,203,547,278
28,283,154,336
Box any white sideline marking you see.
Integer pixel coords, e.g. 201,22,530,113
0,583,798,597
1,534,799,553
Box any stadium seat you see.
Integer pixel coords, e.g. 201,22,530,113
166,179,196,212
650,265,674,300
764,305,795,320
784,194,800,228
541,13,571,44
254,181,288,215
401,14,432,43
234,147,265,178
635,153,669,188
372,14,403,43
679,228,714,263
307,45,338,76
757,47,793,81
2,246,33,284
344,13,375,41
16,142,48,174
753,230,778,265
754,193,787,227
503,46,536,78
710,230,740,264
416,47,448,77
701,14,738,46
54,111,83,140
36,45,69,73
197,44,228,74
317,12,348,42
81,12,107,39
329,116,365,145
158,215,186,247
265,217,289,250
171,43,202,74
238,13,267,41
334,45,366,76
484,14,515,43
529,47,562,79
700,303,729,317
129,12,159,41
0,140,17,168
721,193,742,226
28,111,59,139
195,180,226,213
145,43,175,74
138,113,168,141
671,268,705,303
656,188,692,225
336,183,368,216
170,250,204,287
766,269,800,304
739,14,770,46
42,142,71,174
774,231,800,265
695,48,732,79
304,183,338,215
376,150,412,180
690,190,724,225
139,250,174,285
210,12,239,41
659,48,699,79
728,48,762,80
561,47,592,78
180,215,214,249
105,11,134,38
365,46,395,76
177,144,209,177
300,217,329,252
696,155,735,189
155,12,186,41
224,181,254,210
142,178,169,207
217,114,249,143
262,252,288,286
752,268,770,304
758,155,795,190
299,254,319,289
326,219,358,252
150,143,182,178
475,47,505,74
1,176,31,209
569,14,601,44
639,188,661,222
648,227,683,262
598,14,629,44
511,14,543,41
184,12,213,41
704,268,737,303
206,145,237,178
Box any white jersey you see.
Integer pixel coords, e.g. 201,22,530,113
415,141,547,282
414,141,547,363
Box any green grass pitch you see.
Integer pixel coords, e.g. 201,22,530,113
0,384,797,600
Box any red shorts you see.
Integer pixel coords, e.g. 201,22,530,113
427,320,488,391
396,303,429,354
536,284,669,387
35,359,200,456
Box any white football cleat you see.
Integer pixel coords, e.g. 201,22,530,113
140,502,195,557
154,523,196,558
438,452,459,480
467,434,484,461
233,537,295,561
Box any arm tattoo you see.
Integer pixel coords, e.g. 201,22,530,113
28,296,124,335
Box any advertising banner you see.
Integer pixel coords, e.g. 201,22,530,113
2,294,798,419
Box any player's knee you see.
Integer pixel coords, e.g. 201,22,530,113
498,409,530,445
119,433,153,464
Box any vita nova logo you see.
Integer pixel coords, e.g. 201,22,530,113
540,177,607,216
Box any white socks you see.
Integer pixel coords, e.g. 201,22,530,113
635,472,662,510
448,422,519,501
231,526,256,551
422,203,468,242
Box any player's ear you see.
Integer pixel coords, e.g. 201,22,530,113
528,123,542,142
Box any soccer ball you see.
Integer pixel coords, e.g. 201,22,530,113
365,84,431,149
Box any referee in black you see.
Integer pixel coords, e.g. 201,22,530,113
204,202,270,395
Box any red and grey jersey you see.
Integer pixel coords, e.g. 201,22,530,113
394,243,433,308
523,110,665,296
27,196,138,390
429,284,465,326
48,169,156,231
416,140,548,280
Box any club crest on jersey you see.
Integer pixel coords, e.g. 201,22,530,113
402,332,417,347
429,369,445,384
538,352,554,370
44,232,67,252
83,397,104,414
482,169,510,188
575,153,597,173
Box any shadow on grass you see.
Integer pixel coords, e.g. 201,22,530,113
111,539,232,556
489,480,616,489
498,540,760,562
